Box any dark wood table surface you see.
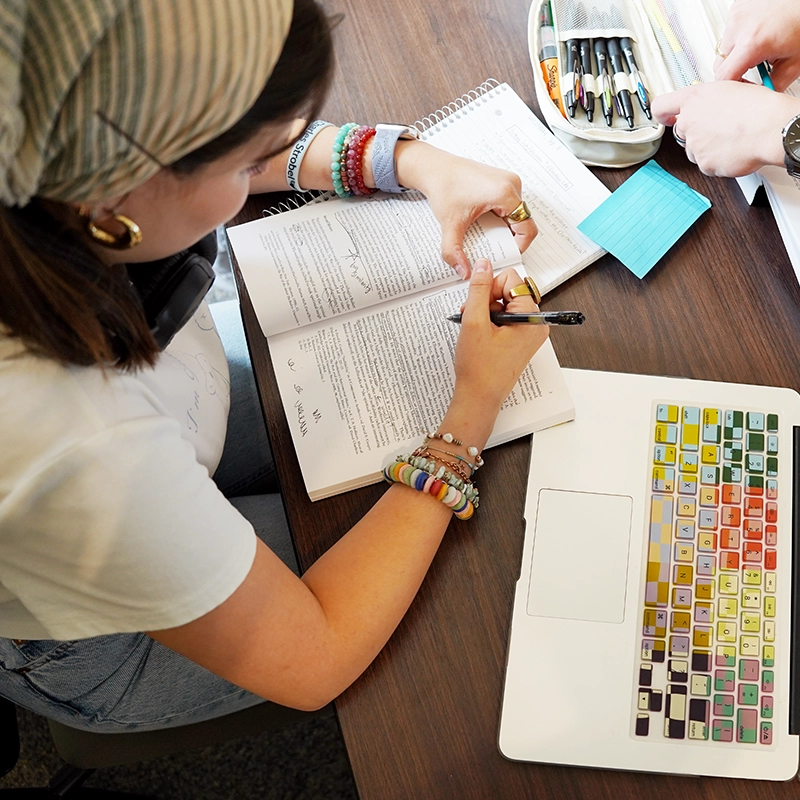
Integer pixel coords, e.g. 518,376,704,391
230,0,800,796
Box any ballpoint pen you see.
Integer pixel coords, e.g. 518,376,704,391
593,38,614,126
579,39,595,122
620,37,652,119
446,311,585,326
538,2,566,117
564,39,580,118
607,38,635,128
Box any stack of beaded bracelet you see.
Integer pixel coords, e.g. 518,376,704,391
427,431,485,469
331,123,377,199
382,452,480,521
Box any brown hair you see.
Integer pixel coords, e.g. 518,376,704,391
0,0,333,370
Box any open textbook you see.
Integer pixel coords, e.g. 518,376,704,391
227,81,609,499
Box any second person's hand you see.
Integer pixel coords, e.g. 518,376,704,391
652,81,800,177
714,0,800,91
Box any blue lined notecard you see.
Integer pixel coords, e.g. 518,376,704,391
577,160,711,279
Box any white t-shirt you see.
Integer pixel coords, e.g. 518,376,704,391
0,302,256,640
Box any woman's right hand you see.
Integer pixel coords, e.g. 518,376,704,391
441,260,548,450
715,0,800,91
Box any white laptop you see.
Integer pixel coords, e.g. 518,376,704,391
499,368,800,780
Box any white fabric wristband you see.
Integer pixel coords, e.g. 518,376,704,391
372,123,420,193
286,120,333,191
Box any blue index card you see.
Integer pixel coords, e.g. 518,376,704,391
577,160,711,279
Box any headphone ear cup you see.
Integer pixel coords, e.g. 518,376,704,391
146,253,215,349
127,232,217,350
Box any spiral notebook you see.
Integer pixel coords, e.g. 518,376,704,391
228,81,609,500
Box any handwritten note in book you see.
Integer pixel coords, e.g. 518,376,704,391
577,160,711,279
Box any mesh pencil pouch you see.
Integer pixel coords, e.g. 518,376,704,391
528,0,731,167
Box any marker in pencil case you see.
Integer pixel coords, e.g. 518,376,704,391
758,62,775,91
607,38,635,128
446,311,585,326
539,1,567,118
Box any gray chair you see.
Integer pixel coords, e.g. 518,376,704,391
0,695,325,798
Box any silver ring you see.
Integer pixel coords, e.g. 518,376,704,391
673,127,686,148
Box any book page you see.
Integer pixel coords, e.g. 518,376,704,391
228,193,521,337
419,83,610,293
268,281,575,500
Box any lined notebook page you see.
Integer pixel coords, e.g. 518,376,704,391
419,82,610,293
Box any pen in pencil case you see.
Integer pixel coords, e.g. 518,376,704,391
446,311,585,326
620,37,651,119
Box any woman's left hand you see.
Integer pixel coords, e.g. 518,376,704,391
395,141,537,279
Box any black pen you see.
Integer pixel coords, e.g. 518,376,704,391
579,39,594,122
607,38,635,128
593,38,614,126
620,37,651,119
447,311,585,326
564,39,580,118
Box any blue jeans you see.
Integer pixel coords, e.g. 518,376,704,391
0,301,297,732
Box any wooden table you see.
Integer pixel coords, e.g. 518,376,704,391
231,0,800,795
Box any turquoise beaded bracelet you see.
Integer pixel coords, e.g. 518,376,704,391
331,122,358,198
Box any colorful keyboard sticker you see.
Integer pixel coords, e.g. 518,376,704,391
633,404,778,746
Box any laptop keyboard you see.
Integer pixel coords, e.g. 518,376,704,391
633,403,779,745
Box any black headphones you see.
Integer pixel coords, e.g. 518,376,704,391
126,232,217,350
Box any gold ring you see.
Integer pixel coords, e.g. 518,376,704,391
714,40,728,59
509,276,542,304
504,200,532,224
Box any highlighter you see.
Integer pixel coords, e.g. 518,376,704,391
539,2,566,118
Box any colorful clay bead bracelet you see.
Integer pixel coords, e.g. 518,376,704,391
383,458,476,520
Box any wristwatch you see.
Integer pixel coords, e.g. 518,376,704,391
781,113,800,177
372,123,420,193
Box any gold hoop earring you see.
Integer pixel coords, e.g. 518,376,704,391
86,213,143,250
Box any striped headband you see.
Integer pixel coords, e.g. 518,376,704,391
0,0,293,207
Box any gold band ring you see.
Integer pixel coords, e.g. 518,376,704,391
504,200,532,224
508,276,542,305
714,40,728,59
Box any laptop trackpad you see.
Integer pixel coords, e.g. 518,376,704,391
527,489,633,623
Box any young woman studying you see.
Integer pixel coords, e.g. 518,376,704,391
0,0,547,731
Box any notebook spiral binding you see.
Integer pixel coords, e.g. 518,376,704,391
261,189,331,218
413,78,504,138
260,78,505,217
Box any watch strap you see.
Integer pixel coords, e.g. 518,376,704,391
785,152,800,178
372,124,418,193
781,113,800,177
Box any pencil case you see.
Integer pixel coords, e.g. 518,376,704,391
527,0,732,167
